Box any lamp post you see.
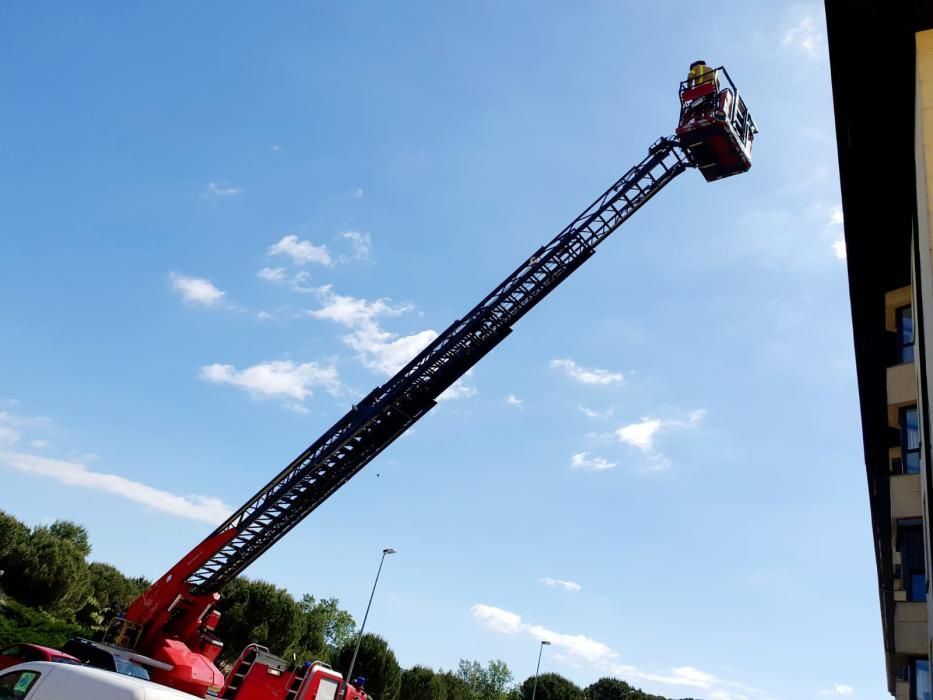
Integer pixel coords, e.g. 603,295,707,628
340,547,396,698
530,640,551,700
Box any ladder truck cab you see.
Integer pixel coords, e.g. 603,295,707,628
68,62,756,699
676,61,758,181
220,645,366,700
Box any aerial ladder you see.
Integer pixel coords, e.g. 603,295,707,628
92,63,757,699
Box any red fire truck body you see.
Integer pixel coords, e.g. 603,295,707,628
221,646,366,700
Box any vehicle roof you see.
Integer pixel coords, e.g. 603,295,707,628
69,638,172,671
1,643,70,656
2,662,202,699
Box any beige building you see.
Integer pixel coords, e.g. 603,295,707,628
826,1,933,698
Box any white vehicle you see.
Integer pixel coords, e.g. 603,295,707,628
0,661,202,700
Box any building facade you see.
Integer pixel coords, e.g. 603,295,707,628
826,1,933,698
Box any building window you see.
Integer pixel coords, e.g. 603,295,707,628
898,305,915,363
913,659,931,700
897,520,927,602
901,407,921,475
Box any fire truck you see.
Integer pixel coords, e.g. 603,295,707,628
75,62,756,700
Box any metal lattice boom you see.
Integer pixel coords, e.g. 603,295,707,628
187,136,693,593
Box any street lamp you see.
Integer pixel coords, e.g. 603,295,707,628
530,640,551,700
340,547,397,698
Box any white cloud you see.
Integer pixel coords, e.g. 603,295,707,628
820,684,854,696
669,667,719,687
438,378,478,402
271,145,282,152
337,321,436,376
828,206,846,260
0,411,50,429
0,411,50,448
782,15,822,58
169,272,226,307
472,604,760,697
355,329,437,377
353,188,364,199
256,311,274,321
614,410,705,470
30,439,48,448
472,604,525,634
308,285,411,328
615,418,664,452
308,286,478,401
0,451,231,524
550,358,623,385
290,271,316,294
206,182,243,197
570,451,616,471
308,286,430,370
0,426,20,446
471,604,619,665
709,691,749,700
269,234,333,266
618,666,722,690
340,231,372,262
579,405,613,419
200,360,341,408
505,394,525,409
832,238,847,260
540,577,582,592
257,267,288,283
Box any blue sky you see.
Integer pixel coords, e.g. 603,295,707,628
0,2,873,699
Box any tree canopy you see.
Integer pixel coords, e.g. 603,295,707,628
77,563,149,627
335,633,401,700
439,671,474,700
401,665,450,700
215,578,303,663
47,521,91,558
1,523,90,615
456,659,514,700
0,510,693,700
287,594,356,663
584,677,669,700
515,672,584,700
0,512,28,560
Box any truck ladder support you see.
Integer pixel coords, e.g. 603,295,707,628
183,135,693,593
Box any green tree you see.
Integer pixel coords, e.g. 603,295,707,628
286,594,356,664
215,578,302,662
76,563,148,627
457,660,484,695
437,672,473,700
1,526,90,616
584,677,665,700
401,665,448,700
89,563,144,611
0,598,88,648
315,596,355,650
128,575,151,592
515,673,583,700
47,521,91,558
0,512,28,561
456,659,514,700
335,633,401,700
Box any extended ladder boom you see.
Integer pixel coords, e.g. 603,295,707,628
116,63,757,700
187,136,691,593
